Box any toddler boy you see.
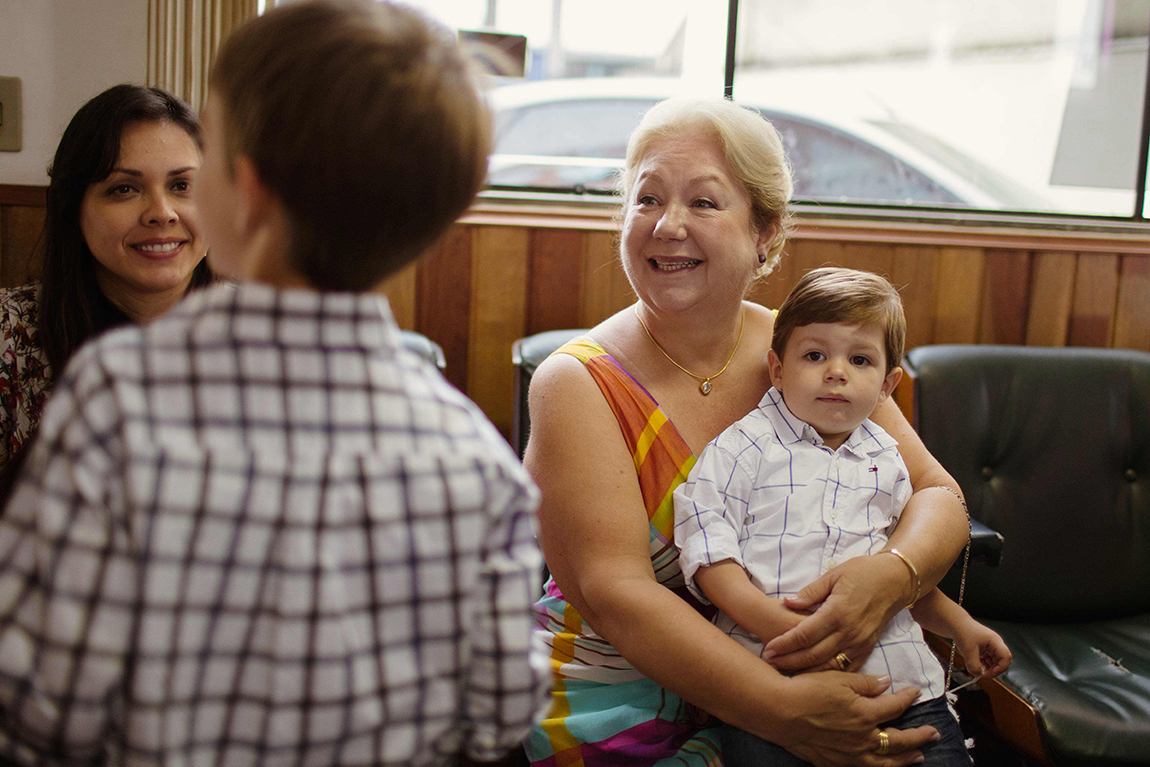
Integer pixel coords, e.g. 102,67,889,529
0,2,547,764
674,267,1010,766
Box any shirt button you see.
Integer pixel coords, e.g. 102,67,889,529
828,559,837,568
830,509,838,519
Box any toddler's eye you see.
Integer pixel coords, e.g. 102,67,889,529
851,355,872,366
804,351,825,362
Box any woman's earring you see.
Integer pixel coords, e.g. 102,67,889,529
758,253,767,265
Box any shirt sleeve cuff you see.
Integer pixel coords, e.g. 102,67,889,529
678,530,744,603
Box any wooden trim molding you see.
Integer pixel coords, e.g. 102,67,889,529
468,197,1150,253
795,215,1150,255
464,200,619,232
0,184,47,207
9,182,1150,256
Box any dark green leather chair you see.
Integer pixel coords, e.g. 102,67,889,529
398,329,446,371
511,329,587,458
904,344,1150,766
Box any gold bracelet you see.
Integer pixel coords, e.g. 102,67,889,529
885,548,921,609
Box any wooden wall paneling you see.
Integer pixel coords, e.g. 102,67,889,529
379,262,417,331
579,230,625,328
979,249,1031,345
468,225,530,438
1024,251,1076,346
792,238,848,275
416,225,473,392
527,228,585,334
0,206,46,288
766,239,848,307
1068,253,1120,347
747,239,886,314
0,185,47,207
1113,255,1150,351
932,247,986,344
890,246,937,351
610,244,636,317
840,242,897,282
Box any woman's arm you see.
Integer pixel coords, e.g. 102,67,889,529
872,396,969,588
526,357,937,766
763,396,969,672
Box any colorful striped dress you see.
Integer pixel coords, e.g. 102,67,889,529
525,338,723,767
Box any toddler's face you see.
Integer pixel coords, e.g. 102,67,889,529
768,321,902,450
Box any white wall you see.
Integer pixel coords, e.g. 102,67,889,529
0,0,147,186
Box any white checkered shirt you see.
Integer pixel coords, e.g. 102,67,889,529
674,387,946,702
0,283,548,766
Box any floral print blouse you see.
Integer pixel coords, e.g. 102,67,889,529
0,283,51,468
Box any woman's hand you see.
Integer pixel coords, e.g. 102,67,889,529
765,672,939,767
762,554,911,673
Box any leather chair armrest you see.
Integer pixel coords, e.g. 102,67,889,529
970,518,1004,567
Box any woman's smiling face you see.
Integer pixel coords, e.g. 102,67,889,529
621,129,771,315
79,120,206,310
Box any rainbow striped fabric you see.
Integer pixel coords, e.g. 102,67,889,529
525,338,722,767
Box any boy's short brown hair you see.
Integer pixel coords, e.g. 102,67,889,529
209,0,491,291
772,267,906,372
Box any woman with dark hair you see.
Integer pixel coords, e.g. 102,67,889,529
0,84,213,487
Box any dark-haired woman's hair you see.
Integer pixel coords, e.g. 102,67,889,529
39,83,214,376
0,85,215,501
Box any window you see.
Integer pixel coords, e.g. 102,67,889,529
403,0,1150,220
735,0,1150,216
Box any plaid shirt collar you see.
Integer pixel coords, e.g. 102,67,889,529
181,281,399,352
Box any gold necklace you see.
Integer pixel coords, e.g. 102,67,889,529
634,305,744,395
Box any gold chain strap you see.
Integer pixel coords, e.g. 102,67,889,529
932,486,972,692
634,305,744,395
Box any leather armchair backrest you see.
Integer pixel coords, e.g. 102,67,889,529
511,329,588,458
398,330,446,371
905,345,1150,622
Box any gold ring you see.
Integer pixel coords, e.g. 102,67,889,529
875,729,890,756
834,652,851,671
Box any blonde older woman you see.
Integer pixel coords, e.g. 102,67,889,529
523,98,969,767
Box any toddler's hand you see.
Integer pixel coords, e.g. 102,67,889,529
956,624,1012,678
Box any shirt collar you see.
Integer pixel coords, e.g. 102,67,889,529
185,282,399,352
758,387,898,457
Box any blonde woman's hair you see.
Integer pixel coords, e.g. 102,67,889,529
620,97,794,275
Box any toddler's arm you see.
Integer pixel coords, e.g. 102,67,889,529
695,560,805,648
910,589,1012,677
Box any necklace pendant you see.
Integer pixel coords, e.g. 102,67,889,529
700,380,712,395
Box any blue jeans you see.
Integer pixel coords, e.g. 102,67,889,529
721,696,971,767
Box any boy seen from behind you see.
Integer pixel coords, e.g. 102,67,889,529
674,267,1010,766
0,2,548,764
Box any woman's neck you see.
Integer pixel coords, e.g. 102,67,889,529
96,274,192,326
634,300,746,373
